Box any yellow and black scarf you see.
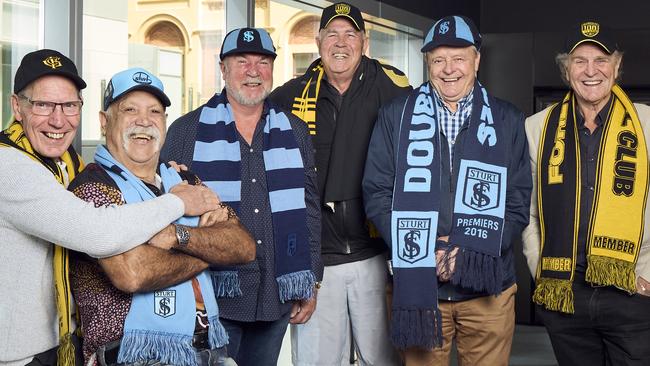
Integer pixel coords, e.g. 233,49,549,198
534,85,648,313
289,62,324,136
0,121,83,365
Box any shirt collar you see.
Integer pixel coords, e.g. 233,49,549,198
432,86,474,114
576,94,613,129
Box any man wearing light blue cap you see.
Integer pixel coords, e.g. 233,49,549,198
363,15,531,365
162,28,322,366
68,67,255,366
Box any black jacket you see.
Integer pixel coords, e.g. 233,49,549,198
363,88,532,301
270,56,411,265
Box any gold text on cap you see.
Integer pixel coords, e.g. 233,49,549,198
581,22,600,38
335,3,351,15
43,56,63,69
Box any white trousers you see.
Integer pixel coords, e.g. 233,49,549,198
291,254,400,366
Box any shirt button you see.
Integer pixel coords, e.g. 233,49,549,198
257,240,262,245
249,148,254,153
588,186,594,191
252,178,257,183
254,208,259,213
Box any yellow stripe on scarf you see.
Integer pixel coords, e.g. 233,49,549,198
291,64,324,136
586,85,648,292
1,121,83,366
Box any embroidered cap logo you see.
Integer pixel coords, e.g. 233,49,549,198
439,21,450,35
581,22,600,37
243,30,255,43
335,3,350,14
42,56,62,69
132,71,152,85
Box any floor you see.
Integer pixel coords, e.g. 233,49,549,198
276,324,558,365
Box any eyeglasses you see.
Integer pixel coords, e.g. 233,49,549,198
18,94,83,116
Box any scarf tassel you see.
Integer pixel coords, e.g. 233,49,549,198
390,307,442,350
533,277,574,314
586,255,637,293
451,248,503,295
211,271,242,298
57,332,75,366
277,270,316,303
117,330,197,366
208,315,229,348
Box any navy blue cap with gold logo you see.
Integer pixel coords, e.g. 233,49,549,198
103,67,170,111
220,27,277,60
320,2,365,31
566,21,618,54
13,49,86,93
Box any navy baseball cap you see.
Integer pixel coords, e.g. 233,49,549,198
103,67,171,111
14,49,86,93
565,21,618,54
421,15,481,53
220,27,277,60
320,2,365,31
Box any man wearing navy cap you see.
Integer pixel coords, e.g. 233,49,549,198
67,67,255,366
0,50,222,366
162,28,322,366
363,15,531,365
524,21,650,365
270,2,410,364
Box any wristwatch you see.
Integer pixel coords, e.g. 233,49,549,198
173,224,190,248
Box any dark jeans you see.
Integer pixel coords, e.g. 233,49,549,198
538,273,650,366
220,311,290,366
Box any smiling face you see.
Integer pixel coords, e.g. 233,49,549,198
221,53,274,107
426,46,480,110
101,90,166,174
566,43,620,111
11,75,81,159
316,17,367,82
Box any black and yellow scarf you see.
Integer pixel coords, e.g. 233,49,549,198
289,62,324,136
535,85,648,313
0,121,83,365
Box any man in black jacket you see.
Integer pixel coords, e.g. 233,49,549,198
270,2,410,365
363,15,531,365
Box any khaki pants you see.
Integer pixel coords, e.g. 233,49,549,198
403,284,517,366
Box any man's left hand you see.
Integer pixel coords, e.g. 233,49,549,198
289,293,318,324
637,276,650,297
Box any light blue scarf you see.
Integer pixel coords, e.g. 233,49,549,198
94,145,228,366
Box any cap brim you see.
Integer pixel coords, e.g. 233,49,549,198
421,39,476,53
322,15,363,31
569,39,612,54
220,49,277,60
114,85,171,108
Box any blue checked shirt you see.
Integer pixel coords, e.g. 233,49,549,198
433,88,473,168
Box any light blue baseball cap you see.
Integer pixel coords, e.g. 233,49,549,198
220,27,277,60
421,15,481,53
103,67,171,111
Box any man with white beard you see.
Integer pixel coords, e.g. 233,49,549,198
68,67,255,366
161,28,322,366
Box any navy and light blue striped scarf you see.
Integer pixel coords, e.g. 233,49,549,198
94,145,228,366
192,91,315,303
390,81,507,349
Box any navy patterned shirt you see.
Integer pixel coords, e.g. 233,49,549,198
161,98,322,322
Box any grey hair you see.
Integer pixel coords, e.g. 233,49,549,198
556,50,624,85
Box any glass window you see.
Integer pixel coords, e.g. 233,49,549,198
1,0,41,129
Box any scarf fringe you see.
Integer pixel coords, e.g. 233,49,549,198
211,271,242,298
390,307,442,350
586,255,637,293
208,315,229,348
57,332,75,366
118,330,197,366
451,248,503,295
277,270,316,303
533,277,574,314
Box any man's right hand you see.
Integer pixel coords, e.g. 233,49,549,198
170,182,220,216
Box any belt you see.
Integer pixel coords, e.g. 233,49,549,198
99,331,212,366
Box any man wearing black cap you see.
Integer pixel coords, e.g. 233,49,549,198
162,28,322,366
0,50,221,366
269,2,410,364
363,15,531,365
67,67,254,366
524,20,650,365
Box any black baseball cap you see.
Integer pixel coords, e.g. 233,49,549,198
220,27,277,60
320,2,365,32
13,49,86,93
421,15,481,53
566,21,618,54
